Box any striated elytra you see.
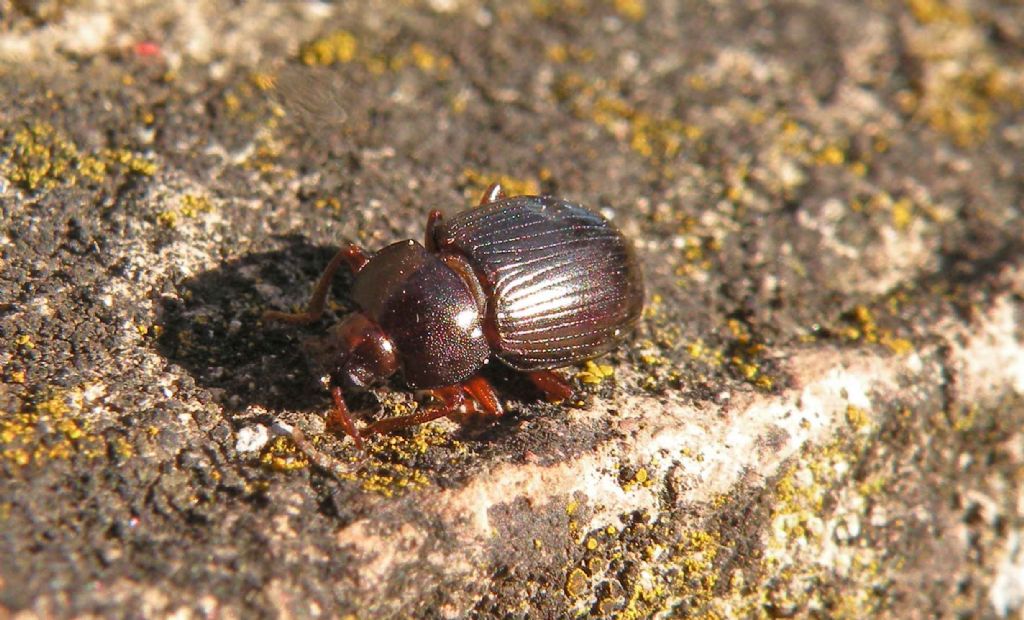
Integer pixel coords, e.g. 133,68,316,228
263,183,644,448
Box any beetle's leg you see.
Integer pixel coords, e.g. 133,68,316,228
459,375,503,421
327,385,364,449
479,182,506,206
424,209,443,252
263,243,369,325
525,369,574,403
363,385,465,436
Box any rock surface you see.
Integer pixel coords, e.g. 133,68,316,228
1,0,1023,617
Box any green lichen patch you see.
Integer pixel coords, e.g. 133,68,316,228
0,121,155,194
461,168,541,201
552,73,705,167
260,407,471,498
0,387,110,469
297,30,454,78
155,193,214,228
900,0,1024,146
833,303,915,355
560,511,725,619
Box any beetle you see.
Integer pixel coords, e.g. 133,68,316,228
263,183,644,448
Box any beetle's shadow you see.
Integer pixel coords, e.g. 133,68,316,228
156,235,357,418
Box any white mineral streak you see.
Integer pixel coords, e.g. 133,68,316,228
991,532,1024,617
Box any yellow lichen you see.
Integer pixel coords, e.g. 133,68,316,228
259,435,309,472
530,0,587,19
901,0,1024,146
461,168,540,200
157,193,213,228
890,197,914,230
564,567,590,598
613,0,646,21
845,405,871,431
408,42,446,73
112,436,134,459
815,144,846,166
249,72,275,91
577,360,615,385
1,388,108,467
839,304,914,355
300,31,358,66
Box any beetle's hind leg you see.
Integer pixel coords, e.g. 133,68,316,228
525,369,574,403
263,243,370,325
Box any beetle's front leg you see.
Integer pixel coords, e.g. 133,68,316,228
363,384,466,436
362,376,504,436
327,385,364,449
263,243,370,325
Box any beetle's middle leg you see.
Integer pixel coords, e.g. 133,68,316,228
456,375,503,423
424,210,443,251
478,182,506,205
263,243,370,325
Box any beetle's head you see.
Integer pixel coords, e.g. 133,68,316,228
303,313,399,391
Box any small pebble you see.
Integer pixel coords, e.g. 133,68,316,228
235,424,269,453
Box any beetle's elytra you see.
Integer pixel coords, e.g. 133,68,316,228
264,183,644,448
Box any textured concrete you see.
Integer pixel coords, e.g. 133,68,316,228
1,0,1023,617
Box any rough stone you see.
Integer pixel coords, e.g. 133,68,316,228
1,0,1023,617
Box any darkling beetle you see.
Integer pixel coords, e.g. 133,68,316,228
263,183,644,448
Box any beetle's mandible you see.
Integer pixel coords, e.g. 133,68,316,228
263,183,644,448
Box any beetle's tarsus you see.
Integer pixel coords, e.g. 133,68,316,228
329,385,365,450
